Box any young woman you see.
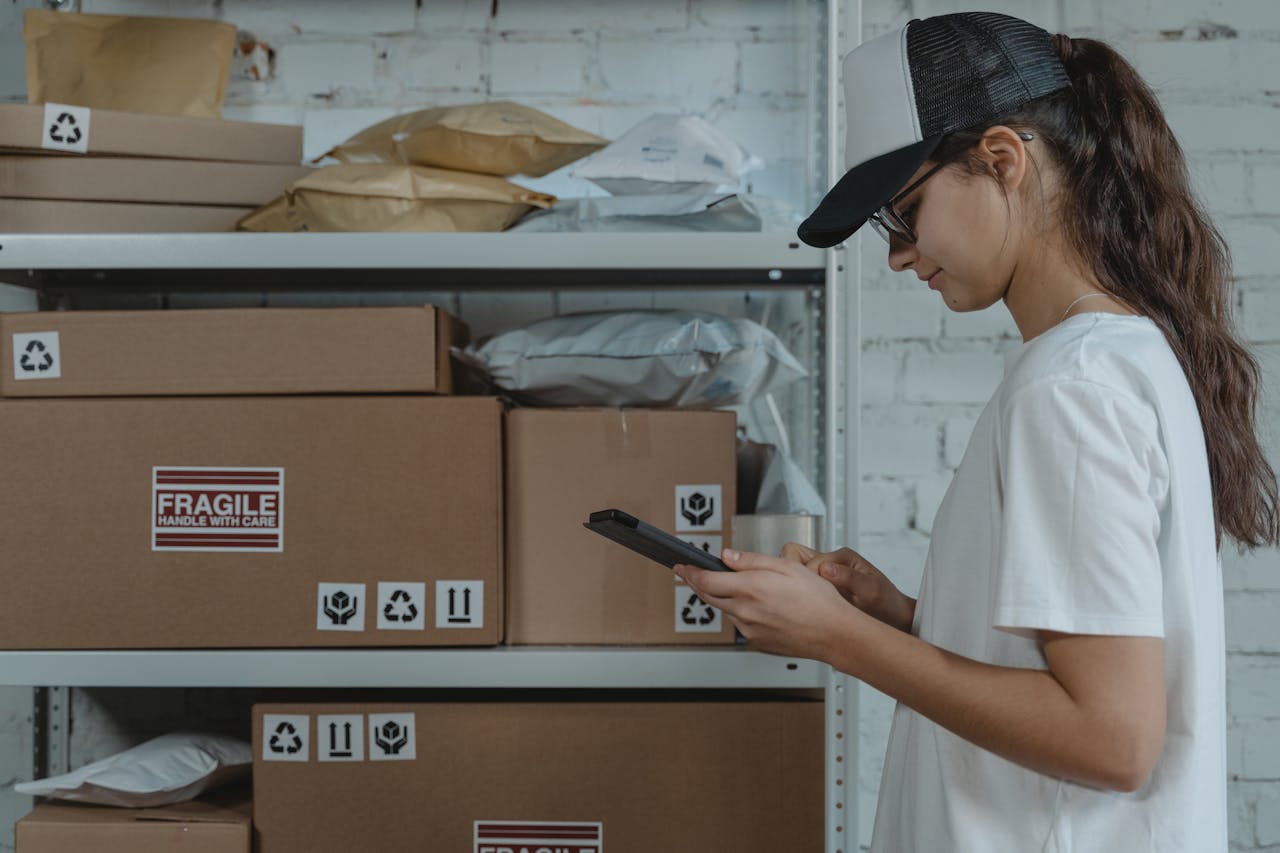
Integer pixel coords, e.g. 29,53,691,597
675,12,1278,852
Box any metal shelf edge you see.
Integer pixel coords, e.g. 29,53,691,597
0,232,824,272
0,648,828,689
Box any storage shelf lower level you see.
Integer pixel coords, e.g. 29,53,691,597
0,647,828,689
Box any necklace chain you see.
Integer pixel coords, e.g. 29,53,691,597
1059,291,1108,323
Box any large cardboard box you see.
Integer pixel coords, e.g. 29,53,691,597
0,157,312,206
0,103,302,164
15,793,251,853
0,198,251,232
252,698,823,853
1,306,462,397
0,396,502,648
505,408,737,645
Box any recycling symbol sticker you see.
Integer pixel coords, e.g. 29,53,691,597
12,332,61,381
377,582,425,631
369,712,416,761
41,103,90,154
675,587,722,633
262,714,309,762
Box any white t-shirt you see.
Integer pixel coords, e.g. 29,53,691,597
870,313,1226,853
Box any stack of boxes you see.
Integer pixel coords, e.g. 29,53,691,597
2,305,823,851
0,104,307,232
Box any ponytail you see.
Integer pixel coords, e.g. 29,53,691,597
933,34,1280,550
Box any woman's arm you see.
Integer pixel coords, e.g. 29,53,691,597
677,550,1166,793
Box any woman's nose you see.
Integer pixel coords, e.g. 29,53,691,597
886,233,918,272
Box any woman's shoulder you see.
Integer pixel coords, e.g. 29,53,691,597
1000,313,1176,411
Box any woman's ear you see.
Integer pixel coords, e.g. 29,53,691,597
977,126,1031,190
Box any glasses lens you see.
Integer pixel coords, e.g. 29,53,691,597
870,208,914,246
869,215,892,244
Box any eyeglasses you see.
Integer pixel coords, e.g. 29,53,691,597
867,162,946,246
868,131,1035,246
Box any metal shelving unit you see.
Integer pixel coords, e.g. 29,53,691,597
0,1,863,849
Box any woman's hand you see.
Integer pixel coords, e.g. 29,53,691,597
779,543,916,634
673,549,862,662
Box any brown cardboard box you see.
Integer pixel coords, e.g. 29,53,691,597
0,198,252,232
505,408,737,645
0,103,302,164
16,793,251,853
252,698,822,853
1,306,462,397
0,157,312,206
0,395,502,648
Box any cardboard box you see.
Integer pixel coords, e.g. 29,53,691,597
0,103,302,164
0,157,312,206
252,698,823,853
1,306,462,397
505,408,737,645
0,395,502,648
0,198,252,232
16,793,251,853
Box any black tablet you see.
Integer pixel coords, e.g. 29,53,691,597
584,508,732,572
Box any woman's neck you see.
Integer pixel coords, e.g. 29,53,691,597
1003,233,1134,342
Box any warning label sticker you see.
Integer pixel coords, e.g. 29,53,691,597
317,714,364,762
152,467,284,552
368,712,416,762
674,484,722,533
436,580,484,629
475,821,602,853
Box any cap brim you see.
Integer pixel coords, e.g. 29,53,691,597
797,136,942,248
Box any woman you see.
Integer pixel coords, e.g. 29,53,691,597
675,12,1278,852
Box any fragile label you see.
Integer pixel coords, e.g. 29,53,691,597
42,103,90,154
11,332,61,381
152,467,283,552
475,821,602,853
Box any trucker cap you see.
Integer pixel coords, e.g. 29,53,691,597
798,12,1071,248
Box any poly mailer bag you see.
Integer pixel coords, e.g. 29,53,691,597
509,193,804,233
14,732,251,808
321,101,610,177
458,309,807,408
573,113,763,195
24,9,236,119
238,163,555,232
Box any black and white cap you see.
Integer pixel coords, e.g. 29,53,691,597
798,12,1071,248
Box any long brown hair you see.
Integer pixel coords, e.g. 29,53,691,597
931,34,1279,550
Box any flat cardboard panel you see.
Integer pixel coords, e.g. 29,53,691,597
0,157,312,206
16,794,250,853
0,306,460,397
0,198,251,233
252,700,823,853
0,395,503,648
505,408,737,644
0,103,302,164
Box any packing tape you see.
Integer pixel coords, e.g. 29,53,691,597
604,408,652,459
